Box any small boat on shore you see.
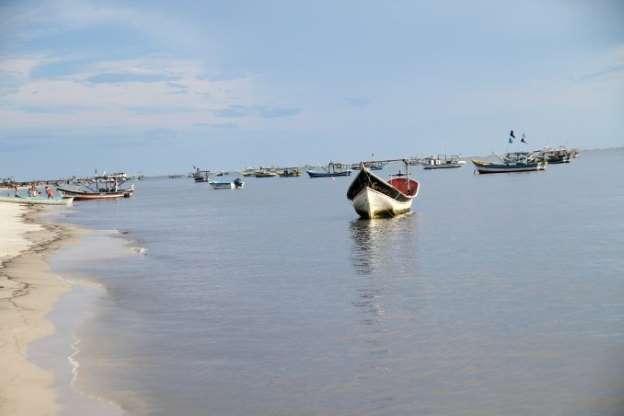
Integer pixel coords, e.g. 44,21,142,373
57,185,133,200
57,174,134,200
0,194,73,206
347,161,419,219
307,162,351,178
472,152,546,174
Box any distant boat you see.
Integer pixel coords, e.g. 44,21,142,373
192,168,211,182
346,163,419,219
233,178,244,188
278,168,302,177
209,180,234,189
307,162,351,178
406,157,423,166
367,161,384,170
422,155,465,170
255,170,278,178
532,147,578,164
472,152,546,174
0,194,73,206
352,161,384,170
209,178,245,189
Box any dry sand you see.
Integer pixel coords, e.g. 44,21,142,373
0,203,75,416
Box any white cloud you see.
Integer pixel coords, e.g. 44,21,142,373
0,55,302,130
0,56,51,79
3,0,213,53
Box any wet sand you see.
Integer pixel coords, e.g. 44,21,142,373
0,203,76,416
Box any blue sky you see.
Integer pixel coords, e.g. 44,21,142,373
1,0,623,178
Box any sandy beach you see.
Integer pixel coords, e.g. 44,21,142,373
0,203,74,416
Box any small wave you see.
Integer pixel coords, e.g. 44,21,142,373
68,333,127,415
68,334,81,388
93,228,147,256
95,229,123,235
130,246,148,255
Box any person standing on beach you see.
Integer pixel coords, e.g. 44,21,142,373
45,186,53,199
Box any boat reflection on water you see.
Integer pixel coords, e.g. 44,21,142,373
348,214,420,329
349,214,419,276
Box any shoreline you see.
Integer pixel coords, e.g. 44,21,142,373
0,204,77,416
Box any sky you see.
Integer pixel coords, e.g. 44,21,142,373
1,0,623,178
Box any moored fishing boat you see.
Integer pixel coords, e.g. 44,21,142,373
422,154,465,170
57,174,134,200
406,157,423,166
57,185,133,200
472,152,546,174
255,169,278,178
278,167,301,177
346,160,419,219
192,167,211,182
307,162,351,178
532,147,578,164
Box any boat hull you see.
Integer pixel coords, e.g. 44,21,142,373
57,187,132,200
72,193,129,200
423,164,462,169
547,159,570,164
307,170,351,178
352,187,413,219
209,181,234,190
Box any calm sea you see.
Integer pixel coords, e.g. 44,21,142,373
44,149,624,415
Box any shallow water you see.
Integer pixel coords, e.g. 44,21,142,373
49,149,624,415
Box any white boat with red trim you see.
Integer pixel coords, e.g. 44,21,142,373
346,161,420,219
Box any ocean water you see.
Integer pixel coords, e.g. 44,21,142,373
47,149,624,415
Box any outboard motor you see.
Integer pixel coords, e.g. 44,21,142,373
233,178,244,189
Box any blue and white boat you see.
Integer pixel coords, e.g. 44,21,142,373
209,178,245,190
